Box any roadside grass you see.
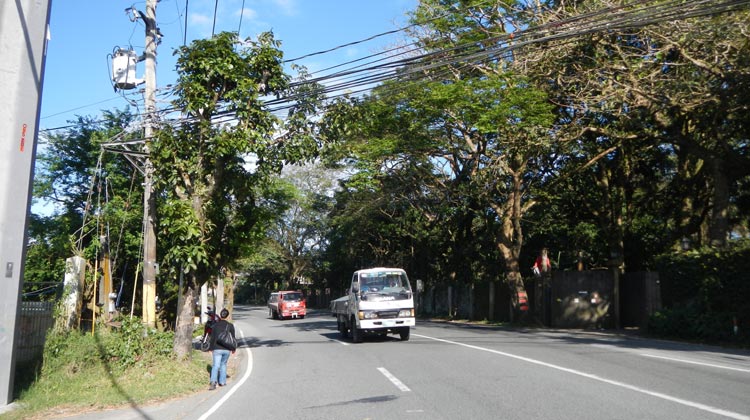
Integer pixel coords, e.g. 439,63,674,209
2,319,211,420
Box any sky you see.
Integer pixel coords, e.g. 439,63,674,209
39,0,418,132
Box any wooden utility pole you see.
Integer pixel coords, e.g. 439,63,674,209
141,0,159,328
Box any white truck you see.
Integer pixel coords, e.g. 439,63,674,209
330,267,415,343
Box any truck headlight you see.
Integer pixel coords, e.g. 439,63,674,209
398,309,414,317
358,311,378,320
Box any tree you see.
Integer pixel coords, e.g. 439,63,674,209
392,0,558,318
528,1,750,254
321,65,555,319
30,110,143,311
151,31,324,357
268,163,338,288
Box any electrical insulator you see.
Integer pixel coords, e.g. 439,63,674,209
111,48,143,90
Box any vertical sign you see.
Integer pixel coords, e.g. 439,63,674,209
0,0,53,406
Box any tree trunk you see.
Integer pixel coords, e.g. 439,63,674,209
708,156,729,247
173,281,197,359
493,164,528,322
226,273,235,315
217,274,225,311
497,217,525,321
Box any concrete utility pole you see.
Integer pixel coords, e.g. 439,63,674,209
141,0,159,328
0,0,52,406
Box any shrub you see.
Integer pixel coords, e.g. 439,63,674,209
42,315,176,374
652,239,750,346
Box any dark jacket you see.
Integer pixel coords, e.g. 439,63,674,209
210,319,236,351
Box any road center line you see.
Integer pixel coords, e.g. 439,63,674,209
378,367,411,392
639,353,750,373
413,333,749,420
199,328,254,420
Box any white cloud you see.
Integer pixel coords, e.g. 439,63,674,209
272,0,298,16
236,7,258,21
190,13,212,26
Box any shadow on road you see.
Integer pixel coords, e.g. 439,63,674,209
304,394,399,410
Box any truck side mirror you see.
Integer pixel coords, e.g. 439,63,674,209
351,283,359,293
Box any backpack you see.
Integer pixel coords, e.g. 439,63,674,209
216,327,237,351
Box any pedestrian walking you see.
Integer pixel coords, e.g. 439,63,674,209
209,308,236,390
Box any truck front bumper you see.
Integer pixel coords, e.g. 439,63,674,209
358,317,415,329
281,309,306,318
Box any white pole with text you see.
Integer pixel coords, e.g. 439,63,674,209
0,0,52,407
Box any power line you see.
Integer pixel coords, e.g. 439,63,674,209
238,0,246,35
211,0,219,37
48,0,750,137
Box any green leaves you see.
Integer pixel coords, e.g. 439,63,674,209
154,31,325,290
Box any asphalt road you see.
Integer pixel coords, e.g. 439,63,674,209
55,305,750,420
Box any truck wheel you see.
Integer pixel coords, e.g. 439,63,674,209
399,327,410,341
338,319,348,339
351,316,363,343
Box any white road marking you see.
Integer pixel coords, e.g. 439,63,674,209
591,343,750,373
378,367,411,392
414,333,749,420
332,339,350,346
199,328,254,420
639,353,750,373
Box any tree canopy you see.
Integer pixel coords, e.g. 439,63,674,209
28,0,750,344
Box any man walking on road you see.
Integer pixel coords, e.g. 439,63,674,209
209,308,236,390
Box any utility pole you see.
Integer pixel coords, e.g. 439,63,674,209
141,0,159,328
0,0,52,406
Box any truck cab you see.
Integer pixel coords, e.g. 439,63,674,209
268,290,306,320
331,267,415,342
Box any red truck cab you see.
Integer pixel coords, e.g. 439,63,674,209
268,291,306,320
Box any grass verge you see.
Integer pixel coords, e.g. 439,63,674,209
2,319,212,420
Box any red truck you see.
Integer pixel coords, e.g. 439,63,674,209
268,290,306,320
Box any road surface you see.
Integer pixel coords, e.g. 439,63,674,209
57,305,750,420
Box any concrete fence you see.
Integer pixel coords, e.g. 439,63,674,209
404,271,661,329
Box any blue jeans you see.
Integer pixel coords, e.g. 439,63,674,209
210,349,231,385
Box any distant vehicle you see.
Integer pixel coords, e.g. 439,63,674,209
330,267,415,343
268,291,306,320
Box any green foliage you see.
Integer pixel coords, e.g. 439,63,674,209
29,109,144,310
649,306,739,344
650,240,750,345
42,316,174,374
12,322,206,418
154,31,326,291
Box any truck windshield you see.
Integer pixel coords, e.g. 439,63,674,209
359,271,411,295
282,292,304,301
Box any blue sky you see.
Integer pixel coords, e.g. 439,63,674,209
39,0,417,131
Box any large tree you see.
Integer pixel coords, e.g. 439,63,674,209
527,0,750,255
402,0,558,317
267,164,338,289
322,69,554,319
151,31,324,357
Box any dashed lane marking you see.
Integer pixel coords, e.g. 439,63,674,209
378,367,411,392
